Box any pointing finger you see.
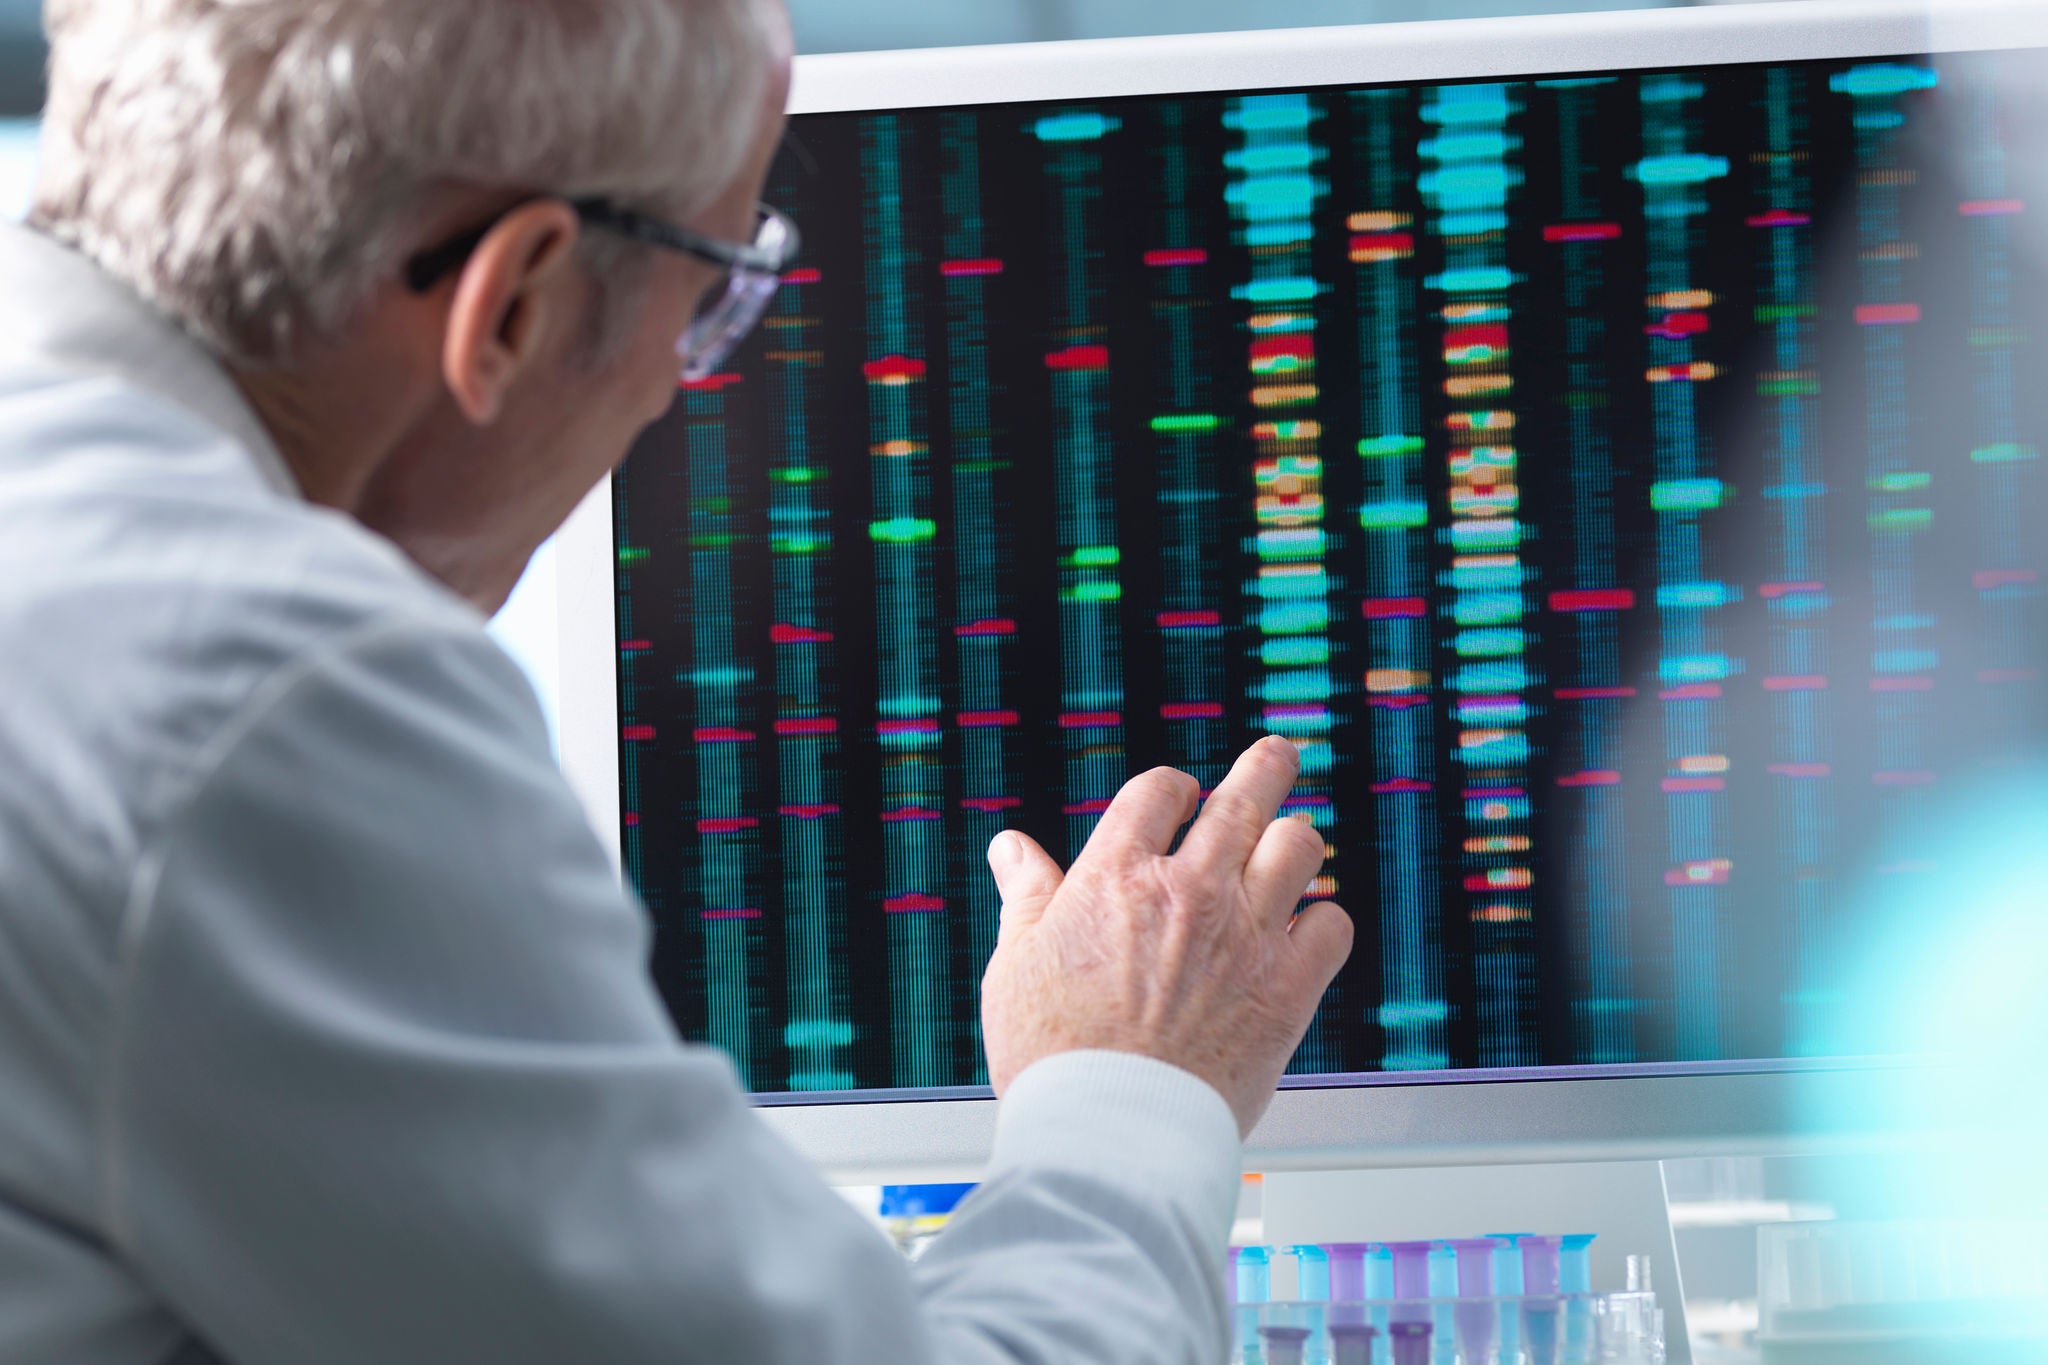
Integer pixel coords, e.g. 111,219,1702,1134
1175,736,1301,880
1075,766,1200,864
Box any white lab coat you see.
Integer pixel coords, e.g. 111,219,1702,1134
0,219,1241,1364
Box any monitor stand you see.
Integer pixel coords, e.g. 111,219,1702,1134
1261,1160,1691,1363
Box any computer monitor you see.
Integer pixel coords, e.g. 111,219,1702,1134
556,0,2048,1178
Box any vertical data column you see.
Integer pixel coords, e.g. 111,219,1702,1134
615,490,654,903
1033,110,1128,855
1746,70,1835,1055
1147,105,1232,789
1956,86,2044,761
677,374,763,1075
1834,64,1941,975
1537,76,1638,1064
1224,92,1340,1071
938,112,1015,1082
1419,82,1537,1068
1635,73,1733,1060
1347,87,1447,1072
859,118,950,1088
760,248,855,1091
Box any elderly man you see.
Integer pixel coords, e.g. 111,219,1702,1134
0,1,1352,1361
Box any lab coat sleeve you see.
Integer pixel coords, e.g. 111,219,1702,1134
103,617,1242,1365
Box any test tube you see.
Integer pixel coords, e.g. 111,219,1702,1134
1449,1239,1503,1365
1235,1246,1273,1304
1329,1322,1378,1365
1230,1246,1271,1364
1560,1235,1596,1294
1388,1319,1433,1365
1366,1245,1395,1343
1259,1325,1310,1365
1521,1298,1562,1365
1366,1244,1396,1300
1519,1235,1566,1365
1487,1235,1532,1295
1383,1238,1435,1343
1488,1234,1527,1363
1426,1244,1459,1365
1290,1244,1332,1302
1287,1244,1331,1348
1626,1253,1654,1294
1561,1235,1598,1364
1427,1243,1458,1299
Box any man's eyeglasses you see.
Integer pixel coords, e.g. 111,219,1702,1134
404,198,802,382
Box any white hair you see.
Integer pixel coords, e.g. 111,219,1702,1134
31,0,778,365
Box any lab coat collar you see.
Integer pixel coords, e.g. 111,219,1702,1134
0,219,302,499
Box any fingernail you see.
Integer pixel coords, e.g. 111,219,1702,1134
988,831,1020,873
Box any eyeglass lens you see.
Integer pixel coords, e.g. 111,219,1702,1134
678,268,782,382
676,211,796,382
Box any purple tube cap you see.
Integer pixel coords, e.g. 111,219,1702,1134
1330,1322,1380,1365
1258,1325,1311,1365
1324,1242,1372,1301
1520,1234,1565,1296
1384,1240,1436,1299
1388,1318,1433,1365
1448,1237,1505,1295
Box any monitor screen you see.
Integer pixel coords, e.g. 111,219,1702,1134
607,46,2048,1098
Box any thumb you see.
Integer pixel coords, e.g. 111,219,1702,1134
988,830,1063,940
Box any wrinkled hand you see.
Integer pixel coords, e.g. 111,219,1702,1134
979,736,1353,1137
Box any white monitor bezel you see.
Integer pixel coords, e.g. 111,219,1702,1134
557,0,2048,1180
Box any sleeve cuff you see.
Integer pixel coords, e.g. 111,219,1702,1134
987,1050,1243,1245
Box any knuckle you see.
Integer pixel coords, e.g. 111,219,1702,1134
1235,749,1281,788
1204,790,1263,833
1121,766,1188,806
1277,816,1323,856
1142,860,1202,913
1111,856,1171,907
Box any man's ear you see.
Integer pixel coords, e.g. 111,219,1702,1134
441,200,583,425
